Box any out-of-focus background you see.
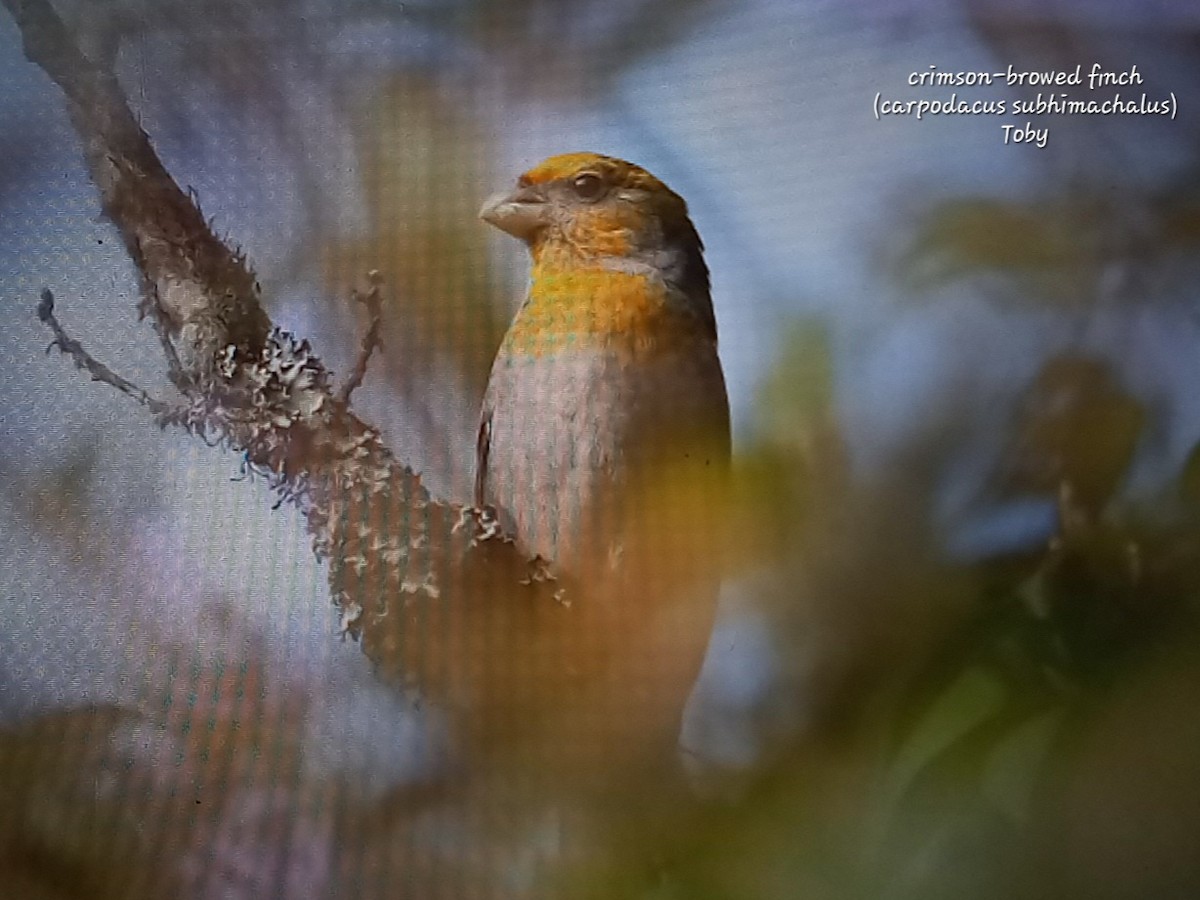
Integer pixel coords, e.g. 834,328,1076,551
3,0,1200,896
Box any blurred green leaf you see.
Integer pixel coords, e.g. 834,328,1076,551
895,198,1096,299
997,354,1145,514
756,320,837,451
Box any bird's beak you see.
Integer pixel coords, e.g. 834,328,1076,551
479,185,550,242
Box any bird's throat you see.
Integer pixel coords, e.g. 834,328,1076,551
503,263,704,358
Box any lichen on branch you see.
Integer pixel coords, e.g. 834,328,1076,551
5,0,536,698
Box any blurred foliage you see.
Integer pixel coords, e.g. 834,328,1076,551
323,72,503,394
849,101,1200,899
0,705,169,899
733,320,847,568
0,612,314,898
892,182,1200,308
755,320,839,453
895,197,1099,300
459,0,728,96
564,323,1200,899
56,0,728,128
995,354,1145,515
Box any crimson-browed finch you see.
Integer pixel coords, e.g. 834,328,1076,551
476,152,730,770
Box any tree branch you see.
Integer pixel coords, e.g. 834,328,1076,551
8,0,715,785
4,0,556,713
336,271,385,405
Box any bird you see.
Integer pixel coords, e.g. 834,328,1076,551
475,152,731,772
476,152,730,578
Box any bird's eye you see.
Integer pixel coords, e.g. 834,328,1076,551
570,172,605,201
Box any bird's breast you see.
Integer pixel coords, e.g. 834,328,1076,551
480,267,729,569
501,267,709,358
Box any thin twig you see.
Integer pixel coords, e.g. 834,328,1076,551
149,310,193,394
336,270,385,404
38,289,174,416
137,277,193,395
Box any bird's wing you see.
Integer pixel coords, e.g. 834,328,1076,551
473,399,493,510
